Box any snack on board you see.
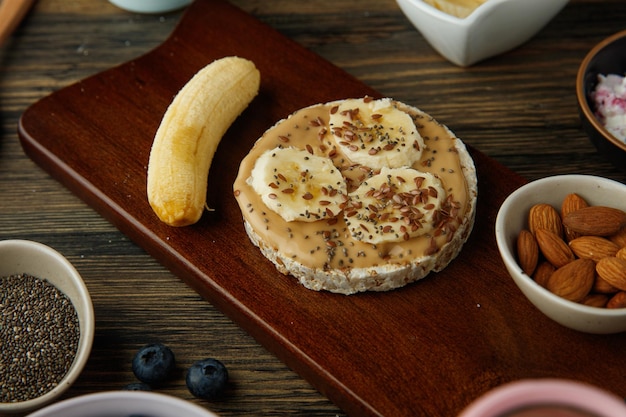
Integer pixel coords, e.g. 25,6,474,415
147,56,260,227
233,97,478,294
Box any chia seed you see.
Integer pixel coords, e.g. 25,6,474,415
1,273,80,403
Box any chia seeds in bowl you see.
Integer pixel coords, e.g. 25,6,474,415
1,273,80,403
0,240,94,415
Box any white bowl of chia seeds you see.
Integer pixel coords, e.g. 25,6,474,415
26,391,220,417
0,239,95,414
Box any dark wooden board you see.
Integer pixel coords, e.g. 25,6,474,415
18,0,626,415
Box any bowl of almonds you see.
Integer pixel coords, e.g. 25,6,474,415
495,175,626,334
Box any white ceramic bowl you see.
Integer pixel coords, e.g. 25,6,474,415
395,0,569,66
108,0,192,14
0,240,95,414
495,175,626,334
459,379,626,417
26,391,220,417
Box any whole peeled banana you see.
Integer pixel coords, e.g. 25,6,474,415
147,56,260,226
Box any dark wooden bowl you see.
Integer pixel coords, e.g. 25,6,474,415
577,29,626,172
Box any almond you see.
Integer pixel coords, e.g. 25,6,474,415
532,261,555,288
593,274,619,294
563,206,626,236
529,203,563,237
609,226,626,248
547,258,595,302
561,193,588,241
607,291,626,309
535,228,576,268
616,246,626,262
516,229,538,276
580,293,609,308
561,193,589,215
595,257,626,291
568,236,619,262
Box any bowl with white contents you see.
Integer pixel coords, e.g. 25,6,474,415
577,29,626,171
395,0,568,66
26,391,220,417
0,240,94,415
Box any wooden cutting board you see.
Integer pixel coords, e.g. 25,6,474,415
18,0,626,415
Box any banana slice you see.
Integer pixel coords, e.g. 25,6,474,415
344,167,445,244
248,146,347,222
329,97,424,170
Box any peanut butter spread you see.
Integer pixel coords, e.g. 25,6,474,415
233,100,473,273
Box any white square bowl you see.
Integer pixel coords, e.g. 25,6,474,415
396,0,569,66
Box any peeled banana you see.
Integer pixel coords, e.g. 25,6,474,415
147,56,260,226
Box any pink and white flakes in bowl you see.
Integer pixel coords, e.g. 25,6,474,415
591,73,626,144
577,29,626,171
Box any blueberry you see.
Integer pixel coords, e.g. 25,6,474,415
186,358,229,400
122,382,152,391
131,343,176,385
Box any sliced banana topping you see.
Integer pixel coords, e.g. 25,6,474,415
344,167,445,244
329,97,425,170
248,146,347,222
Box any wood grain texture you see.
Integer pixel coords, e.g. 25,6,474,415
2,0,626,416
16,1,626,416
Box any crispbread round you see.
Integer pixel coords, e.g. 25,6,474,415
234,99,477,295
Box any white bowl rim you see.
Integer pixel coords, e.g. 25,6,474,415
26,390,220,417
495,174,626,318
108,0,192,14
0,239,95,414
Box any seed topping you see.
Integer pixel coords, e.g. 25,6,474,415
1,274,80,403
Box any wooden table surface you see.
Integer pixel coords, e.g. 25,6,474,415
1,0,625,416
